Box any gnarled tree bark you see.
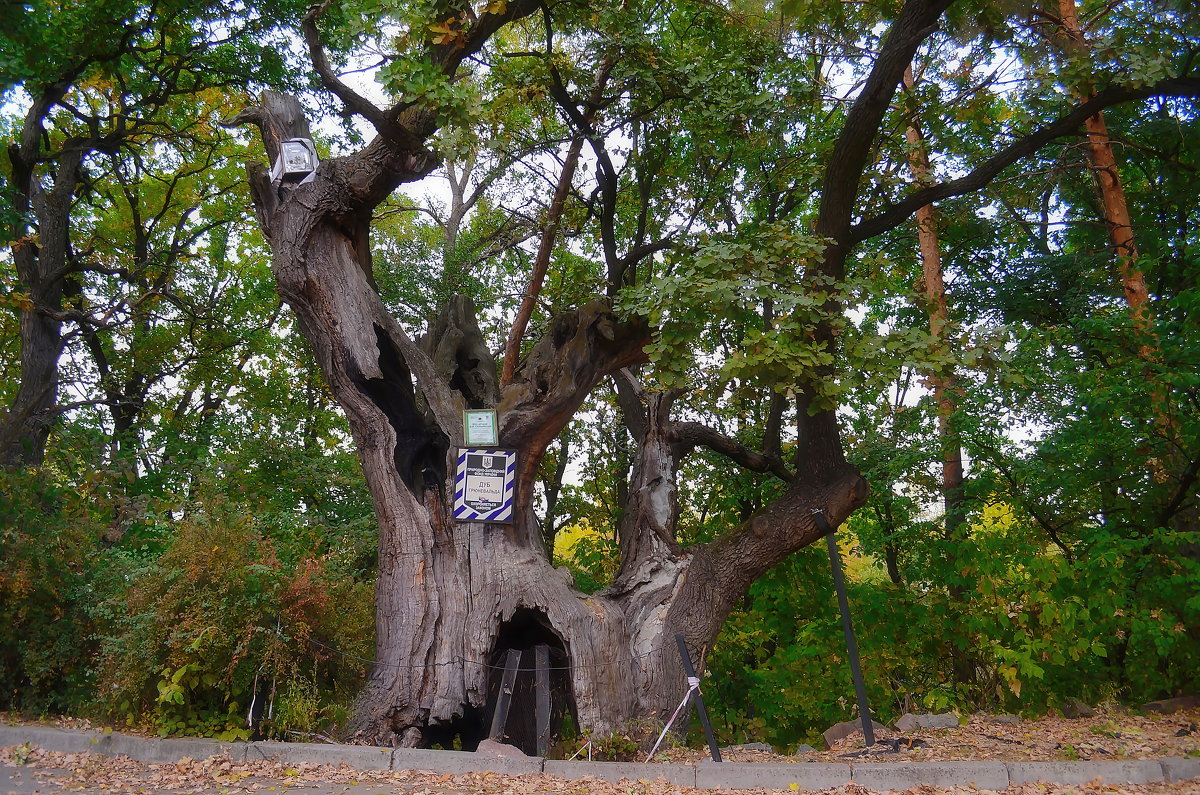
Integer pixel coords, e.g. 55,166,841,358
228,0,1144,749
229,83,872,748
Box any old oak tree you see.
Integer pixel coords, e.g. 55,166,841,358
224,0,1200,747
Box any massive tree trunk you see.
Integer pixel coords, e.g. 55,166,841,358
222,0,994,749
1,87,81,467
230,88,869,747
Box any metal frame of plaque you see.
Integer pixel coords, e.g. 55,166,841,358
453,448,516,522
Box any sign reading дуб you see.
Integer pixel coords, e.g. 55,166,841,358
453,448,516,523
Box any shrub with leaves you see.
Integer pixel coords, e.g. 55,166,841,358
93,489,373,739
0,469,107,714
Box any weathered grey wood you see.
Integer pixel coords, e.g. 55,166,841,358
489,649,523,741
534,645,551,756
229,88,870,749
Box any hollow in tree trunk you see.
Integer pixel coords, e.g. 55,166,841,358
227,90,869,748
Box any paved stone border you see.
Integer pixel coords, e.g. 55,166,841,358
2,725,1196,791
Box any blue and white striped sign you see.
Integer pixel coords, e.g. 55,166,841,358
453,448,517,522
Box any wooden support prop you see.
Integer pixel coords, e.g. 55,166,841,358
534,644,551,757
488,648,523,741
674,634,722,762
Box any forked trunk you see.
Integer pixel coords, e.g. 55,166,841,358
231,90,868,749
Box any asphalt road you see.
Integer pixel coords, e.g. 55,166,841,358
2,764,65,794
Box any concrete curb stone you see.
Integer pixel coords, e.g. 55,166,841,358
852,761,1009,791
108,734,237,764
696,761,852,790
0,725,109,754
4,726,1199,791
1161,757,1200,782
247,741,392,770
545,760,696,786
392,747,543,775
1005,760,1164,785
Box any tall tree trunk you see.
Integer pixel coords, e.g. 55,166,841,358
1051,0,1199,538
1,90,81,467
1054,0,1151,325
902,67,967,547
902,64,973,685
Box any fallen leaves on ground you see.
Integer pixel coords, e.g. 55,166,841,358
2,745,1199,795
657,709,1200,763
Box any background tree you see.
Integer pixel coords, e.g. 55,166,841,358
0,0,304,465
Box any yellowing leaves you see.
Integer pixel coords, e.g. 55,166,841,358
428,19,464,46
7,291,35,312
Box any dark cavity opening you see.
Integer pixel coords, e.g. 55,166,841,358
422,703,485,752
481,607,574,756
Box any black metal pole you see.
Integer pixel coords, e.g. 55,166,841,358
674,634,722,762
817,512,875,747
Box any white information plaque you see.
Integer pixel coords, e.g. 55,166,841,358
463,409,499,446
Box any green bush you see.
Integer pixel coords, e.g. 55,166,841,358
92,490,374,739
705,502,1200,749
0,469,107,714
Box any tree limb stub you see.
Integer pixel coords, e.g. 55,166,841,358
499,301,649,453
420,294,500,411
613,385,684,591
223,91,439,237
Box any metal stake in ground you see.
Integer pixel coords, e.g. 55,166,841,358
675,634,723,762
814,509,875,747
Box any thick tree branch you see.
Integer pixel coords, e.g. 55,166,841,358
1158,452,1200,529
499,134,588,387
302,2,412,144
428,0,542,77
664,464,868,648
815,0,957,259
544,58,624,288
671,422,794,482
851,77,1200,244
373,303,464,444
